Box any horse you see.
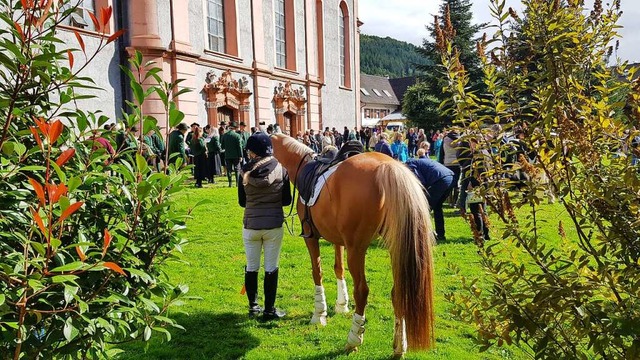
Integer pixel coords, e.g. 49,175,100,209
270,134,435,356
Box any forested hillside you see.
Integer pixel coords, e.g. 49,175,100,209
360,34,428,77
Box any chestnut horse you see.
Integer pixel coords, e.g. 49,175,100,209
270,134,435,356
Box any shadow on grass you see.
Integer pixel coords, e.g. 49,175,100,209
437,236,474,245
118,312,260,359
296,349,399,360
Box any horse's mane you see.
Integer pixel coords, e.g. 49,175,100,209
274,134,315,158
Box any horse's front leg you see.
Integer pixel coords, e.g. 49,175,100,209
334,244,350,314
305,236,327,326
345,249,368,352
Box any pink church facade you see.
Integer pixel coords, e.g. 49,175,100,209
66,0,362,134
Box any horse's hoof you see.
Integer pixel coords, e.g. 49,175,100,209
310,315,327,326
344,344,359,353
335,302,349,314
393,352,405,359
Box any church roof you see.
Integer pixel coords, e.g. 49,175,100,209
360,74,400,106
360,74,417,106
389,77,417,104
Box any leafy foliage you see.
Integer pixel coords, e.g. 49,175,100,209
0,1,195,358
401,82,443,130
436,0,640,358
360,34,427,78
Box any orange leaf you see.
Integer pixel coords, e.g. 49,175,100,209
107,29,125,44
14,22,24,41
87,10,100,31
46,182,67,204
55,148,75,167
76,246,86,262
20,0,28,10
59,201,83,223
102,228,111,257
28,177,46,207
34,117,49,137
29,127,43,149
100,6,112,26
67,49,74,69
49,120,63,143
103,262,125,276
73,30,85,53
31,208,49,239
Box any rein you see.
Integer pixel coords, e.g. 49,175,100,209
284,152,314,235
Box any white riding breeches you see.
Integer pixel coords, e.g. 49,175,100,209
243,227,284,272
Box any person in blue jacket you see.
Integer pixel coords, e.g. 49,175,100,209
407,148,455,242
391,133,409,163
374,132,393,157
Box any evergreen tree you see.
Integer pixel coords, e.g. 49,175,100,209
406,0,485,128
360,34,428,78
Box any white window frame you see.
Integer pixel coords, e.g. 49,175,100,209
274,0,287,68
205,0,226,53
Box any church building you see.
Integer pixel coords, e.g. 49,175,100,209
63,0,362,134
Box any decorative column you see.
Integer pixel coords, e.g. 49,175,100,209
203,70,253,127
273,82,307,136
127,0,167,127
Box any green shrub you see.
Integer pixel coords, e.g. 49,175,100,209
436,0,640,358
0,1,194,358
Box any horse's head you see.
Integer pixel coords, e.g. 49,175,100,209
270,133,314,181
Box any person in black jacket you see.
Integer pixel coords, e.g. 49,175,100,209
238,132,292,320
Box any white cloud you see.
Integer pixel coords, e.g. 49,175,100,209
359,0,640,62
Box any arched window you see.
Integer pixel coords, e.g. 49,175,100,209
274,0,296,70
205,0,238,56
339,1,351,88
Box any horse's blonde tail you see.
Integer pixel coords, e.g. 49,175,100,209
376,161,435,350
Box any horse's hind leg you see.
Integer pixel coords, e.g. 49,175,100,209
345,249,368,352
391,286,407,358
334,245,350,314
305,237,328,326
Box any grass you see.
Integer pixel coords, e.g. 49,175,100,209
115,178,568,360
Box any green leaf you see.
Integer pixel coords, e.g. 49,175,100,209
139,297,160,313
51,262,85,273
168,107,185,128
68,177,82,192
153,326,171,342
143,325,152,341
131,81,144,105
63,318,77,341
0,294,5,306
136,153,149,175
52,275,79,284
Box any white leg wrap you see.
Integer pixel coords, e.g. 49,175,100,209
393,317,407,357
335,278,349,314
345,313,365,351
310,285,327,326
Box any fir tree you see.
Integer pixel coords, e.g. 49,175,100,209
406,0,485,129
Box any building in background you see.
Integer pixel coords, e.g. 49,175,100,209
359,74,415,127
65,0,362,134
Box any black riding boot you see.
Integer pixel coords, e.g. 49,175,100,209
262,268,286,320
245,270,262,318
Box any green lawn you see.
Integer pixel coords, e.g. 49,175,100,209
114,179,559,360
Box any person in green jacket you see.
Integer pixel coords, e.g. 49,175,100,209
206,127,223,183
238,121,251,164
168,123,189,166
190,126,207,188
143,130,160,170
151,130,166,171
220,121,243,187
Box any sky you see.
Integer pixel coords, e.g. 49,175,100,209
359,0,640,62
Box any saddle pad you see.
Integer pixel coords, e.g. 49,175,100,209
299,164,340,207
